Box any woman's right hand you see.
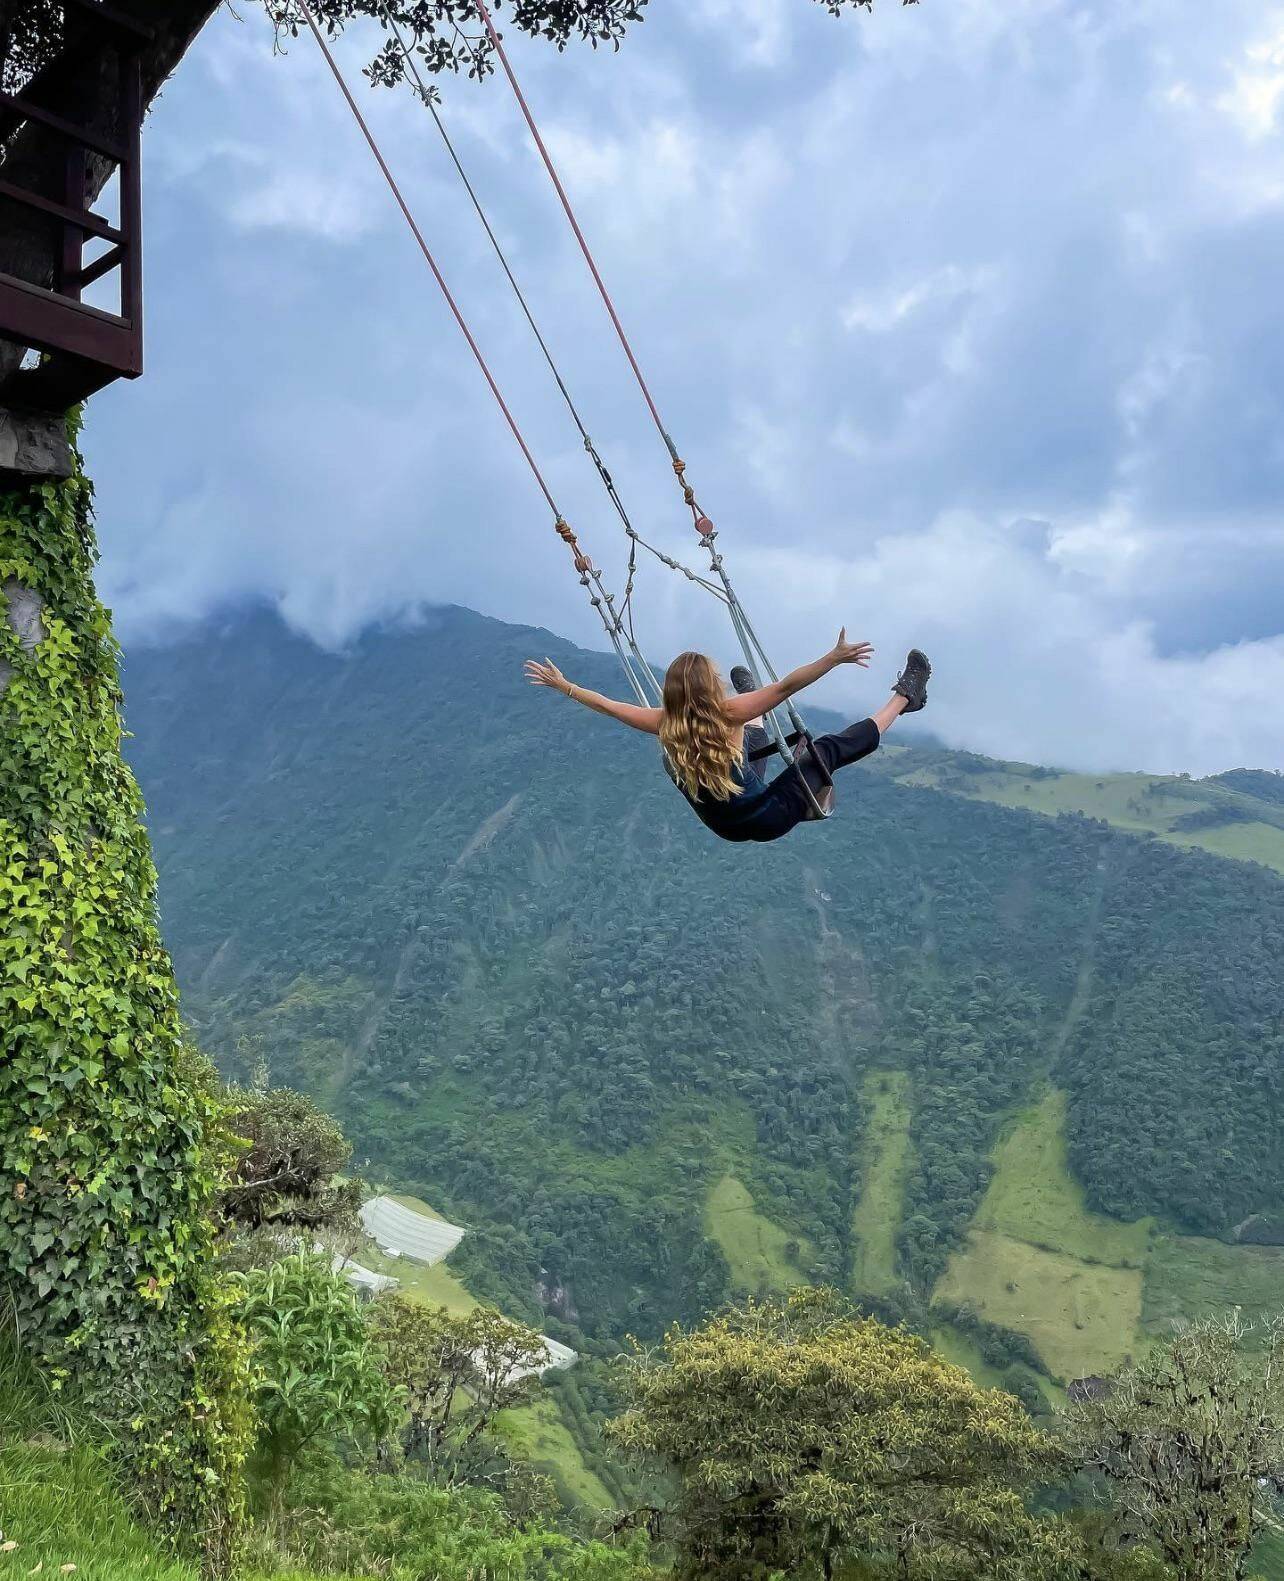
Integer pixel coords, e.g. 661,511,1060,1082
524,657,570,692
829,628,874,668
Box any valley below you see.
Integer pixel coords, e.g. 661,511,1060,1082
121,604,1284,1508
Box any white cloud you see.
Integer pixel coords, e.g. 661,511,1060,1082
842,265,991,335
691,0,795,70
82,0,1284,778
728,512,1284,776
1217,21,1284,141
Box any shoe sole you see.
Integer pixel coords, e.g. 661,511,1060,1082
897,650,931,711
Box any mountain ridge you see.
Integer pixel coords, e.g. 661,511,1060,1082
120,602,1284,1391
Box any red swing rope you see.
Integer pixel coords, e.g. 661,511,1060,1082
295,0,610,587
471,0,710,535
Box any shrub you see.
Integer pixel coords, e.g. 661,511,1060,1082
236,1253,394,1504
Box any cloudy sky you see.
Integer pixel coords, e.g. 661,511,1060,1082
85,0,1284,774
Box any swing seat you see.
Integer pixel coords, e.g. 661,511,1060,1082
747,731,835,821
809,782,836,819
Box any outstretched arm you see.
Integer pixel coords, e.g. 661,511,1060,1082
524,658,662,735
723,629,874,724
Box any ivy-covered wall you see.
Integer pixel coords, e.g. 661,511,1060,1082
0,434,248,1569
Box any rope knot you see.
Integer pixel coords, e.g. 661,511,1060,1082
672,458,686,477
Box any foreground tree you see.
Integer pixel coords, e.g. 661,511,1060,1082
608,1288,1080,1580
368,1293,551,1478
1064,1314,1284,1581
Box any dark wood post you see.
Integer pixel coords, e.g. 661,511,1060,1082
0,0,218,481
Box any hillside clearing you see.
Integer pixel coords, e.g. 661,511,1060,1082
883,754,1284,877
705,1175,812,1293
1143,1233,1284,1333
935,1230,1144,1380
975,1090,1152,1267
498,1398,614,1511
850,1071,912,1296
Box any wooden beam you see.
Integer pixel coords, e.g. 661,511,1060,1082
0,274,138,374
0,92,129,165
118,54,142,335
0,181,125,246
74,243,125,291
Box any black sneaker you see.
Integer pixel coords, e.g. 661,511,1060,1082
730,665,757,694
893,649,931,712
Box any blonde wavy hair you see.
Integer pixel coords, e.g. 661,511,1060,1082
658,651,743,802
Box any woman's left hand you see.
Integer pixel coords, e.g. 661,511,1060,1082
829,627,874,667
524,657,570,692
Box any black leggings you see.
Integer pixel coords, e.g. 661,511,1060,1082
739,718,881,840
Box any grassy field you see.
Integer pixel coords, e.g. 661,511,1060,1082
935,1230,1144,1381
883,752,1284,877
1142,1233,1284,1334
391,1192,450,1221
0,1437,199,1581
850,1071,913,1296
358,1238,478,1315
705,1174,812,1293
497,1398,614,1511
974,1091,1153,1267
933,1087,1284,1384
934,1092,1149,1379
0,1373,366,1581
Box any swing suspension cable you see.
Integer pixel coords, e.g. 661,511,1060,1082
470,0,829,815
294,0,659,707
472,0,695,512
378,9,726,654
299,2,829,814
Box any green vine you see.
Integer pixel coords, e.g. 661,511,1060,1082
0,427,249,1571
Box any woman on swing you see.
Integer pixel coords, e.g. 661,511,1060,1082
524,636,930,844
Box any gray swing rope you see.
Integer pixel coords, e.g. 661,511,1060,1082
386,0,824,793
299,0,664,713
379,6,667,705
383,9,745,698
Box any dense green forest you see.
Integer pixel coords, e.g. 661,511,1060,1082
121,606,1284,1358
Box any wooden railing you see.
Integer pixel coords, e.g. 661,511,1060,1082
0,0,150,410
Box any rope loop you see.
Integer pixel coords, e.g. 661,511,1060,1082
554,516,594,574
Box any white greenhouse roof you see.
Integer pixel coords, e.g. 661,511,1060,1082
333,1256,399,1296
479,1334,579,1385
359,1195,466,1265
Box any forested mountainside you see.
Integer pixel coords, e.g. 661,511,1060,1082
122,605,1284,1384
